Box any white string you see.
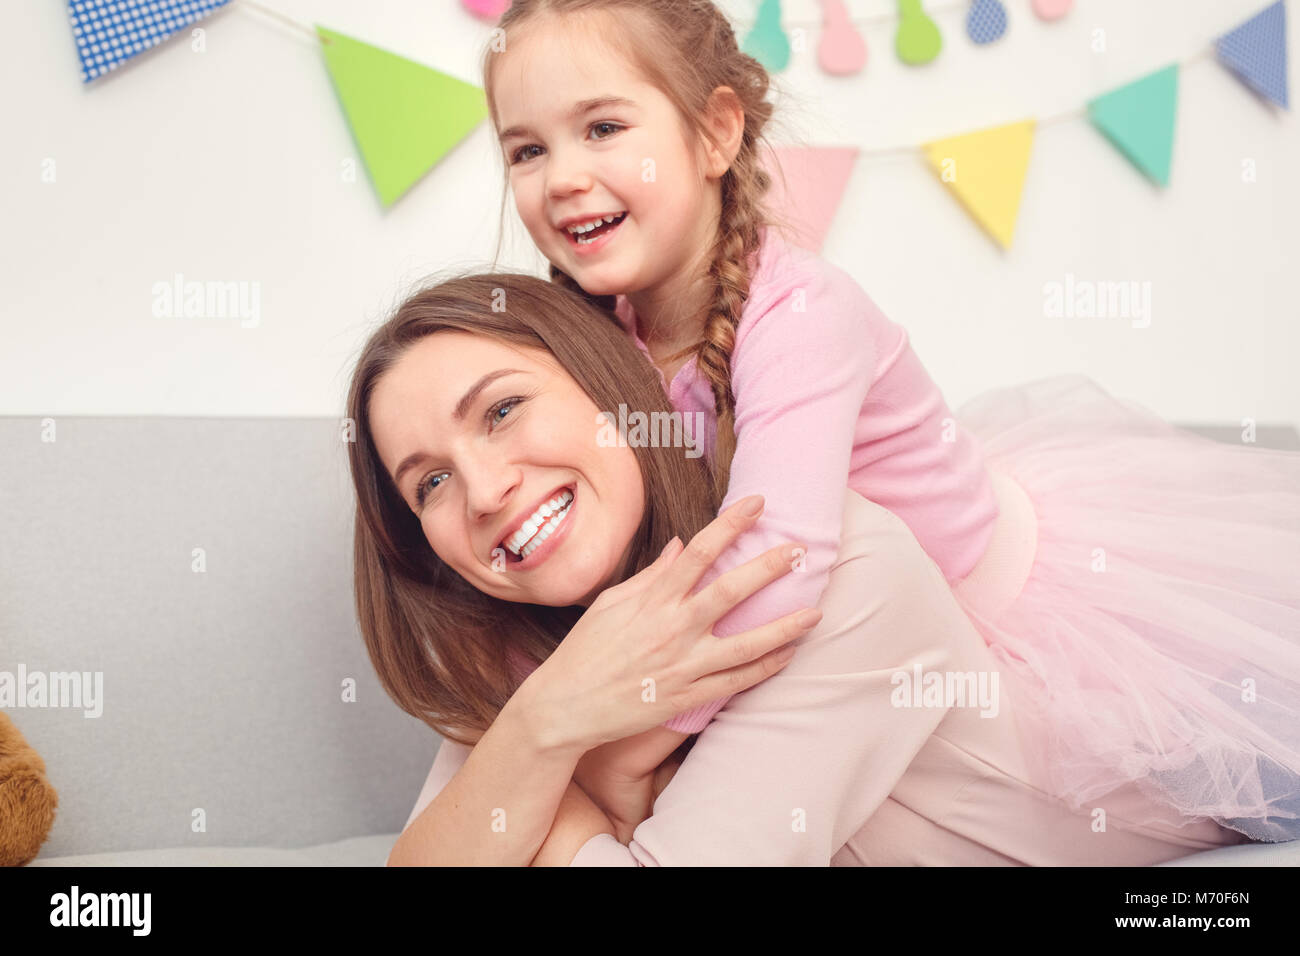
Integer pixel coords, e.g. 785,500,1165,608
857,43,1218,157
732,0,970,29
237,0,332,44
231,2,1223,161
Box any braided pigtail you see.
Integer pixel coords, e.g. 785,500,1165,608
688,156,770,504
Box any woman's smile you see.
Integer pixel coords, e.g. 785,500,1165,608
498,484,578,568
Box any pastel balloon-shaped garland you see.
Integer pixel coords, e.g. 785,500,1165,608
818,0,868,75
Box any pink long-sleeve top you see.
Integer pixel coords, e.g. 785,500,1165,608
401,487,1244,865
622,225,999,733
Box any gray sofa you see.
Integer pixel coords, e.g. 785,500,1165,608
5,416,1298,867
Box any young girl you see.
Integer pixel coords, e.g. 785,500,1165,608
480,0,1300,842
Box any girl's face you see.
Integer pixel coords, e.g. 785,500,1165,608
368,331,646,608
491,14,720,299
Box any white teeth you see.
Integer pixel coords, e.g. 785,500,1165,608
504,489,574,557
566,212,625,235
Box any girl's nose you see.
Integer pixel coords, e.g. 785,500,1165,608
545,144,592,198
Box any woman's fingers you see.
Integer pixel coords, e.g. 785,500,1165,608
651,495,765,601
686,607,821,704
687,541,803,627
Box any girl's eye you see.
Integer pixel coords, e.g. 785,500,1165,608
508,122,623,165
510,144,543,165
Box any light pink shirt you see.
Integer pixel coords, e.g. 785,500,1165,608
402,486,1243,865
614,226,999,733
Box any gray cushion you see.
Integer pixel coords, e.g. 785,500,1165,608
1,417,437,860
30,834,397,867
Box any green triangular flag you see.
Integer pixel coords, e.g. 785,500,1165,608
1087,63,1179,187
317,26,488,207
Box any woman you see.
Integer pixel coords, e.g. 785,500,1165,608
347,272,1248,865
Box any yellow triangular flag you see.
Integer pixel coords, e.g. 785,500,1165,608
922,120,1035,249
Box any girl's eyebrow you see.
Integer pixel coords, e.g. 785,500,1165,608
498,95,638,142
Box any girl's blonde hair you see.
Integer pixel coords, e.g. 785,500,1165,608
482,0,802,502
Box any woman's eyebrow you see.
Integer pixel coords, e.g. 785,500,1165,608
391,368,527,490
453,368,526,422
498,95,638,142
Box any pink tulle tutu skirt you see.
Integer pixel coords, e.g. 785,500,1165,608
948,375,1300,842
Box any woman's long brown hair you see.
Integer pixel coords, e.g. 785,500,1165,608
483,0,806,503
346,273,719,746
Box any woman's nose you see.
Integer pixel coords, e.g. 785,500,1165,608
462,457,521,523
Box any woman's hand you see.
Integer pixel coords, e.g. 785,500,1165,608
514,494,821,756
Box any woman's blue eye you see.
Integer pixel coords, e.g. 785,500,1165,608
416,472,446,506
489,396,522,426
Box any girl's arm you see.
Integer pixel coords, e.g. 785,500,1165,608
571,490,966,866
663,262,879,733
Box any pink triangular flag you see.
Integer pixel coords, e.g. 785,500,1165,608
761,146,859,252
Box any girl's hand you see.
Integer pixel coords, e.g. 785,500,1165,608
579,725,690,781
574,731,697,845
575,768,655,846
516,495,822,756
573,726,689,842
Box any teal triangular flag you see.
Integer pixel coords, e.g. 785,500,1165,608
1087,63,1180,186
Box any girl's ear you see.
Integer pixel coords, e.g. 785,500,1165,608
698,86,746,180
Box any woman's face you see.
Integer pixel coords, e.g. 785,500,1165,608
490,13,719,299
369,331,646,608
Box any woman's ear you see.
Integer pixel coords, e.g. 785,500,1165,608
698,85,745,180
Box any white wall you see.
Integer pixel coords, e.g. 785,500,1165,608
4,0,1296,423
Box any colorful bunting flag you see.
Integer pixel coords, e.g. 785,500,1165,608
62,0,1295,229
1087,64,1180,187
1216,0,1289,109
316,26,488,208
742,0,792,72
67,0,231,83
966,0,1009,45
922,120,1035,249
762,146,860,252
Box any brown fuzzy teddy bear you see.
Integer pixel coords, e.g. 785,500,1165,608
0,711,58,866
